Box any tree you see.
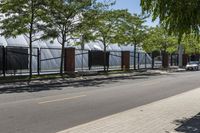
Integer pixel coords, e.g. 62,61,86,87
41,0,93,76
143,26,178,68
87,9,129,71
141,0,200,40
0,0,45,79
117,13,147,70
182,35,200,55
143,27,177,53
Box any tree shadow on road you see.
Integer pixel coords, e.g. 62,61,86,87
174,112,200,133
0,76,149,94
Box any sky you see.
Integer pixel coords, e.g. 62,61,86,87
98,0,159,27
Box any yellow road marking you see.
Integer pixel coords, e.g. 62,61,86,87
38,95,86,104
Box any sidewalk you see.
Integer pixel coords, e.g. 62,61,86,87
57,87,200,133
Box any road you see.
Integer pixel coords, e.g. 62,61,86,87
0,71,200,133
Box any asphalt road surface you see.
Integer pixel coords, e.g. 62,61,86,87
0,71,200,133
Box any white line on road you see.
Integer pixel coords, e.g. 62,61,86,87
140,81,161,86
38,95,87,104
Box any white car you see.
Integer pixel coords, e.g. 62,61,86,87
186,61,200,71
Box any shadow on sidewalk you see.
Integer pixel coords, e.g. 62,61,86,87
0,76,148,94
174,112,200,133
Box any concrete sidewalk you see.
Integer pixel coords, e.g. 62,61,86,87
57,87,200,133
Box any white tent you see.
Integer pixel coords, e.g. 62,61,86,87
0,35,152,72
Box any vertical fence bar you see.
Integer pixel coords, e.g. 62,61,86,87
177,54,179,66
137,52,140,70
145,53,147,69
151,52,154,69
2,46,6,77
134,44,137,70
88,50,91,70
37,48,40,75
170,54,173,66
81,49,84,72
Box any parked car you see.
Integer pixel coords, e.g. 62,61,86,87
186,61,200,71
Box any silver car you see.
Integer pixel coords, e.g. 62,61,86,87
186,61,200,71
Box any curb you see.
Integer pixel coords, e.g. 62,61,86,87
0,72,165,90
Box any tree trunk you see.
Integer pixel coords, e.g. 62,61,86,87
29,40,32,80
60,42,65,77
29,0,35,80
29,23,33,80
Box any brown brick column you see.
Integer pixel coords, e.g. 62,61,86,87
182,54,189,66
162,51,169,68
64,47,75,73
121,51,130,71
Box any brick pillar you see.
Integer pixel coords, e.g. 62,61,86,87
121,51,130,71
182,54,189,66
162,51,169,68
64,47,75,73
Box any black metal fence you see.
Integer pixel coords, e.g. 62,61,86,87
0,46,35,76
130,52,153,70
0,46,4,75
0,46,178,77
40,47,61,73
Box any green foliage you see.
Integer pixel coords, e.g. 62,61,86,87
41,0,93,44
87,8,129,48
71,0,110,47
182,35,200,54
143,26,178,53
115,13,147,45
141,0,200,40
40,0,94,75
83,5,128,71
0,0,45,38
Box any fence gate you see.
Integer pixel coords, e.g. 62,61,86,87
6,46,29,74
88,51,110,70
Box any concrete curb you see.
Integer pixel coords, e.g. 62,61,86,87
0,71,166,90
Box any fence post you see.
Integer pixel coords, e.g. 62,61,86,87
145,53,147,69
37,48,40,75
121,51,130,71
88,50,91,70
151,52,154,69
177,54,179,66
64,47,75,74
170,54,173,66
134,44,137,70
162,51,169,68
137,52,140,70
182,54,189,67
2,46,6,77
